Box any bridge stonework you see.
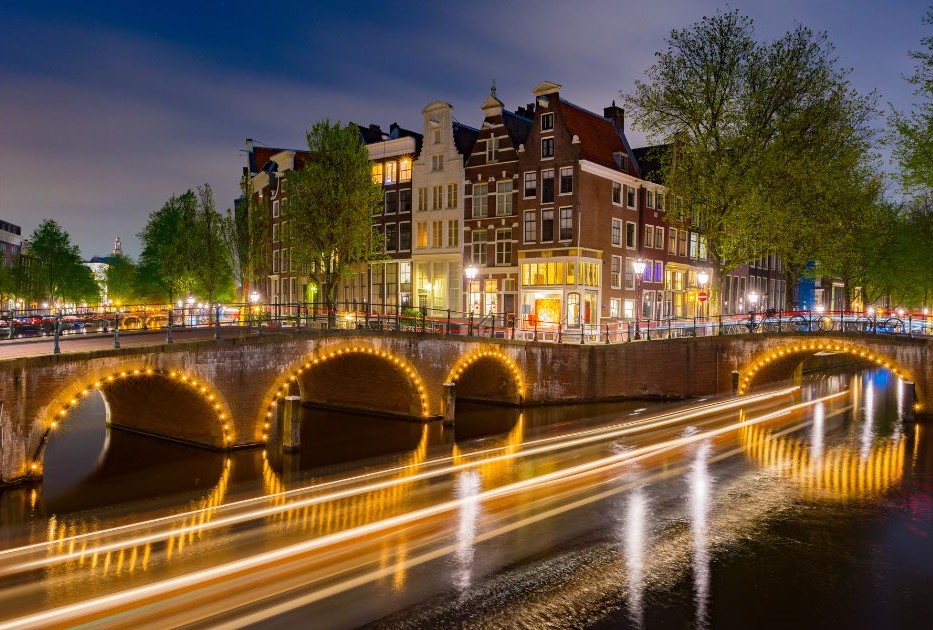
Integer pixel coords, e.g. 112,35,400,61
1,331,930,484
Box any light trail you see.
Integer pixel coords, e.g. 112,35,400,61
0,390,844,630
0,388,797,575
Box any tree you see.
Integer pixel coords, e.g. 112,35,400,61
137,192,198,304
104,255,138,305
890,6,933,198
24,219,93,304
191,183,234,306
625,12,873,312
286,120,384,322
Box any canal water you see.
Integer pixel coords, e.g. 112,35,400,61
1,366,931,628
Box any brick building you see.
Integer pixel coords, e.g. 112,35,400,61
462,87,533,317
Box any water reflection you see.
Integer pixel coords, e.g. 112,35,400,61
623,487,648,629
453,470,481,592
689,442,712,630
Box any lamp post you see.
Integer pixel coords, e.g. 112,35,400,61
465,266,477,335
747,291,759,332
166,301,174,344
633,259,647,340
250,290,261,335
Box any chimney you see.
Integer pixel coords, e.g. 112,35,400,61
245,138,254,152
604,101,625,132
389,122,400,138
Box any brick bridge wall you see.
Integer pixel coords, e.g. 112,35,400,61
1,330,930,484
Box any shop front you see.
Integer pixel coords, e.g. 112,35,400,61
518,249,602,330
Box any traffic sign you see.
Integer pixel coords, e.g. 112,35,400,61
698,290,709,302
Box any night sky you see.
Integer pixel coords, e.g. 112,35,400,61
0,0,927,258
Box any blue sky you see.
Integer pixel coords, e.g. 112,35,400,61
0,0,928,257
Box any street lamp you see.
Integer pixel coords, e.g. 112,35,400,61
747,291,759,332
249,291,261,333
632,259,647,340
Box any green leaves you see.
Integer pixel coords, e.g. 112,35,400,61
24,219,97,304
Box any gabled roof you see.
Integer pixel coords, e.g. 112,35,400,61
249,146,289,175
452,122,479,158
558,100,637,175
502,109,533,148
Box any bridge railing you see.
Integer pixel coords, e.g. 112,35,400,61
2,302,931,347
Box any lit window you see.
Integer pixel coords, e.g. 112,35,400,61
400,158,412,181
417,222,428,248
385,161,397,184
418,187,427,211
372,164,383,184
433,185,442,210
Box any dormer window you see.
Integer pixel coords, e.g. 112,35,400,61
613,151,628,170
541,113,554,131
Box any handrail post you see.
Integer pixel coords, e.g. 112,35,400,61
490,313,496,338
166,306,174,344
53,312,61,355
468,311,474,336
646,318,651,341
909,314,913,339
718,315,723,336
604,323,610,344
533,317,538,342
214,304,221,340
113,312,121,349
557,320,562,344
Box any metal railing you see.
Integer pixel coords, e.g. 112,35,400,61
1,303,930,350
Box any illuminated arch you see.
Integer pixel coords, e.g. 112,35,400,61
261,344,432,440
738,339,918,405
32,367,234,475
739,423,905,501
446,348,525,401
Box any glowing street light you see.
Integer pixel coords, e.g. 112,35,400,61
697,270,710,319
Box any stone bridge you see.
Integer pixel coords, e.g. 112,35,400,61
1,330,930,484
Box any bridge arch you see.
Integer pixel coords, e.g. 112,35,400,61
262,343,432,435
738,338,919,403
446,348,525,404
33,367,234,474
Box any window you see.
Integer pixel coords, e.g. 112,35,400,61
432,185,442,210
610,298,621,318
417,221,428,248
524,172,537,198
272,222,280,243
272,200,280,218
689,232,699,259
668,228,677,254
644,259,653,283
646,190,654,208
559,207,573,241
433,129,441,144
611,218,622,246
655,226,664,249
559,167,573,194
418,187,427,211
432,221,443,248
654,261,663,283
447,183,458,208
371,164,383,184
495,228,512,266
448,219,459,247
472,183,488,217
612,182,621,205
272,248,280,273
385,191,397,214
626,221,637,249
431,155,444,171
385,223,398,251
541,137,554,158
496,181,513,216
611,256,622,288
524,211,536,243
541,113,554,131
400,158,412,181
486,137,498,163
400,189,412,213
626,186,636,208
644,224,654,249
541,169,554,203
385,161,397,184
400,222,411,250
542,209,554,241
624,259,635,290
657,192,665,211
678,231,688,257
471,230,488,265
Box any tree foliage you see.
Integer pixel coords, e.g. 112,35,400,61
286,120,384,312
24,219,99,304
104,254,138,304
626,11,879,311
